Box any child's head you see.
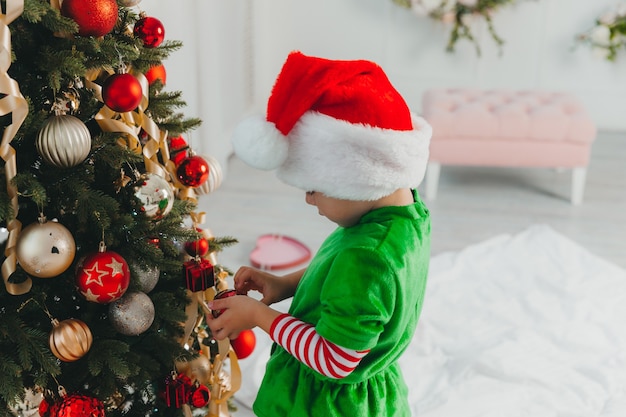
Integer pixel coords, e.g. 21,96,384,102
232,51,432,201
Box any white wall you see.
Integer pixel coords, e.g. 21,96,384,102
144,0,626,175
252,0,626,131
141,0,253,171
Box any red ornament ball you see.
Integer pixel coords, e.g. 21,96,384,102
231,329,256,359
102,73,143,112
184,228,210,257
134,16,165,48
56,394,105,417
176,155,209,187
211,289,237,318
145,63,166,85
75,249,130,303
61,0,118,37
167,135,188,166
38,398,58,417
190,384,211,408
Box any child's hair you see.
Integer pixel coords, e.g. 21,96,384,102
232,51,432,201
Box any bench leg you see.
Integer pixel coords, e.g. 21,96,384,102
571,167,587,205
426,162,441,201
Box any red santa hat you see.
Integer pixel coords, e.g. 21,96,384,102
232,51,432,201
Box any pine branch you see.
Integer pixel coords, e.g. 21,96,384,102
2,2,240,415
209,236,239,253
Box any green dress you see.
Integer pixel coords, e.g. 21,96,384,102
253,190,431,416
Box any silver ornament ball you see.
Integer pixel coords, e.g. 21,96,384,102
36,114,91,168
108,291,155,336
133,173,175,220
195,154,223,196
130,261,160,293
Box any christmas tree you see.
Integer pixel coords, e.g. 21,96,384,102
0,1,243,416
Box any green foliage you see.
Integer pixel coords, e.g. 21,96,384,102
0,1,230,416
393,0,521,55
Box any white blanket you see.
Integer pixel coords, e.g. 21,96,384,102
233,225,626,416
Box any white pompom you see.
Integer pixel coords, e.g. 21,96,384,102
231,115,289,170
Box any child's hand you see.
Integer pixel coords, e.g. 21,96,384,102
234,266,294,305
206,295,280,340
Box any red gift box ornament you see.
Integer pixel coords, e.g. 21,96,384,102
164,372,191,409
183,258,214,292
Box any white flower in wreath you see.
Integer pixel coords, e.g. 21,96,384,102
599,11,618,25
592,45,611,60
410,0,446,16
590,24,612,47
441,11,457,23
598,4,626,25
458,0,478,6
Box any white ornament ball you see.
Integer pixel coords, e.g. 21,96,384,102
36,114,91,168
16,219,76,278
109,291,155,335
194,154,223,195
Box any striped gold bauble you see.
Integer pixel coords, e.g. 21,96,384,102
49,318,93,362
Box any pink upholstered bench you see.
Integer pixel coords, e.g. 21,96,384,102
422,89,597,204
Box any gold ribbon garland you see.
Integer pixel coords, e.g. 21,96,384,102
0,0,31,295
180,304,242,417
51,3,239,409
82,48,239,417
208,339,242,417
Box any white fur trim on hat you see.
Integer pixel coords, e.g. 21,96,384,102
275,112,432,201
231,114,289,170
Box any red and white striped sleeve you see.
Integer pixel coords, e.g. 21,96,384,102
269,313,370,379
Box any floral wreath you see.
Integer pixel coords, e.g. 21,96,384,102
577,3,626,61
392,0,519,55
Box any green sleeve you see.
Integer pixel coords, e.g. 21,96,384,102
316,247,396,351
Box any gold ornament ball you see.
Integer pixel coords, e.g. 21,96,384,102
49,318,93,362
189,354,212,384
16,219,76,278
176,354,212,385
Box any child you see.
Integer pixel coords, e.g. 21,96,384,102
206,51,432,416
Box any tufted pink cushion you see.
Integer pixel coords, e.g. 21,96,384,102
423,89,597,167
